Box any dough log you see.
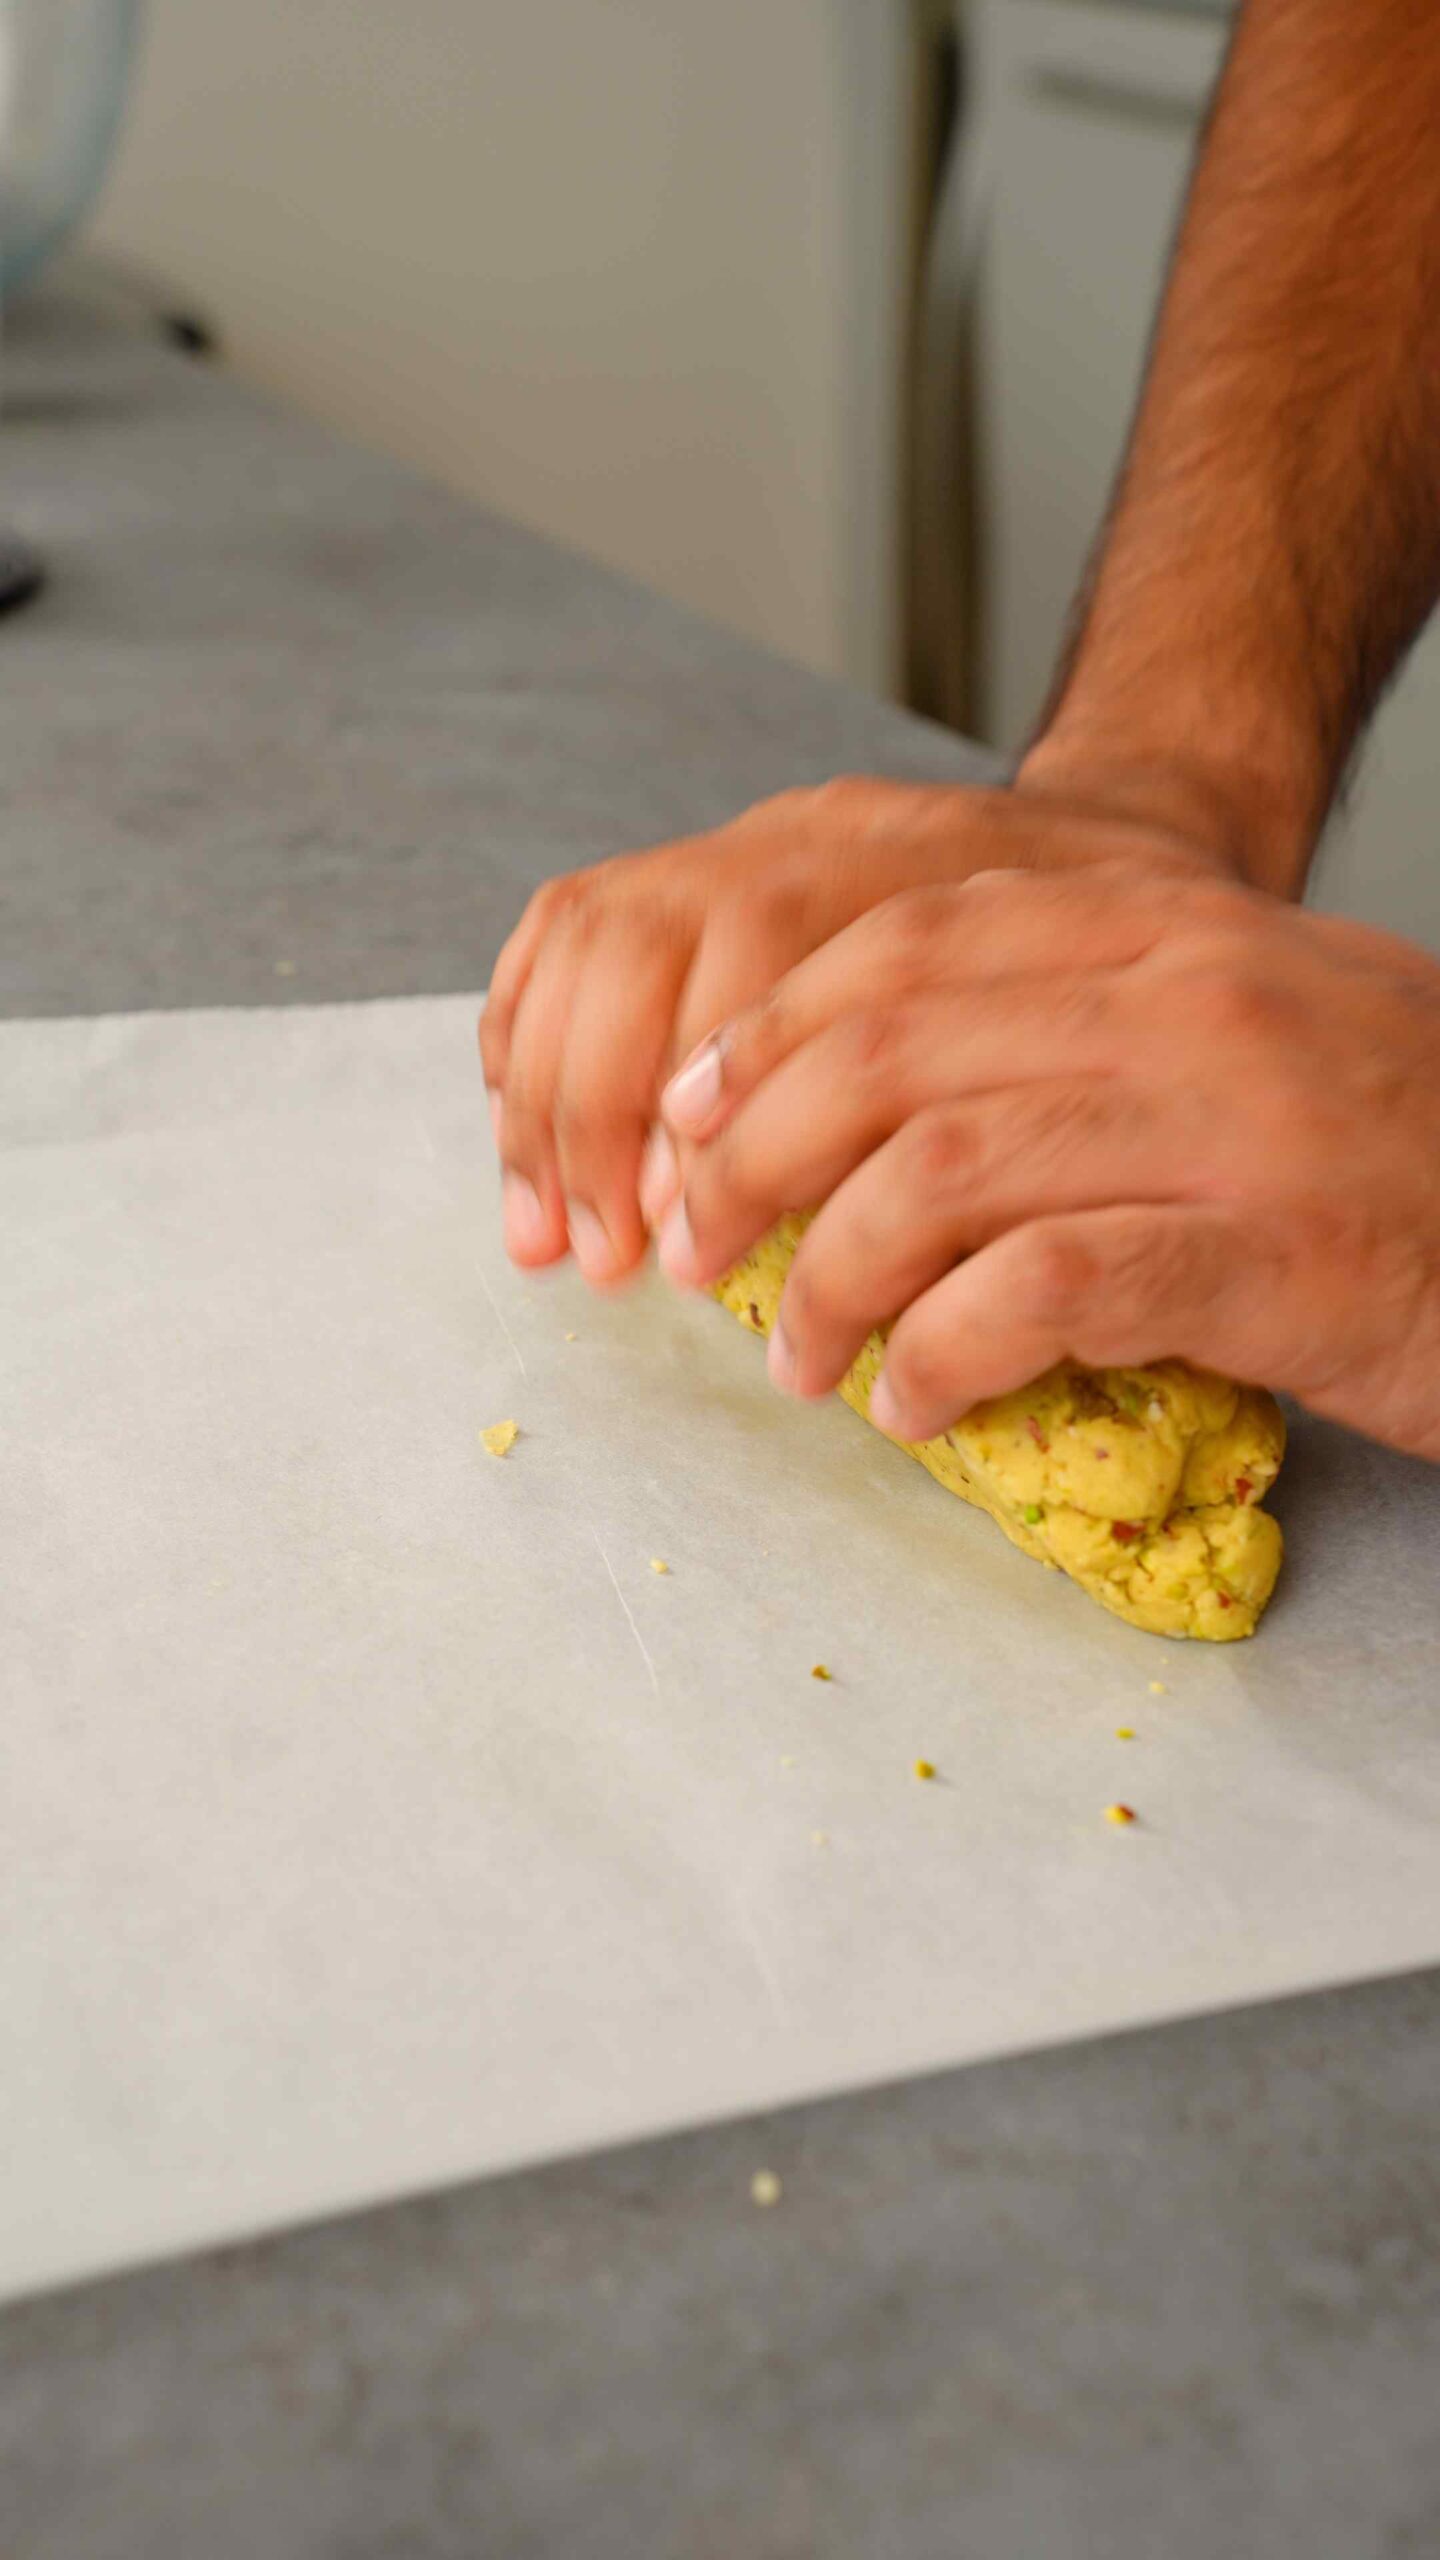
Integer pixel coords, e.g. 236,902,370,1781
716,1216,1284,1640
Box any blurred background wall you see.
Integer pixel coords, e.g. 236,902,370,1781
42,0,1440,948
90,0,916,694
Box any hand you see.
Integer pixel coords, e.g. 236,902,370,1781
655,864,1440,1465
481,771,1238,1285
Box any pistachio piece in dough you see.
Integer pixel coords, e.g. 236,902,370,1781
714,1215,1284,1641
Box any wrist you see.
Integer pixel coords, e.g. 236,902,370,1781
1023,702,1327,903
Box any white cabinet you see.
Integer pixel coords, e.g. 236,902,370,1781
971,0,1440,950
93,0,916,692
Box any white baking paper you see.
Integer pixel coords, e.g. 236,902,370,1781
4,995,1440,2305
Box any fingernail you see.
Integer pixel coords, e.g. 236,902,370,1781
767,1321,797,1394
657,1200,698,1285
639,1125,679,1228
869,1373,908,1439
568,1203,617,1282
488,1090,504,1150
663,1039,724,1133
503,1171,545,1254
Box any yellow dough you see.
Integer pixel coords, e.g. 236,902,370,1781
716,1216,1284,1640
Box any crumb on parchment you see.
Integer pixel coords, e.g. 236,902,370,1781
811,1831,829,1849
750,2170,782,2208
480,1420,519,1458
1115,1727,1136,1741
649,1558,670,1575
1104,1803,1138,1826
1148,1680,1167,1696
913,1759,937,1783
810,1664,833,1682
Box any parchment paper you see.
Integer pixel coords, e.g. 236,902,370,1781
4,996,1440,2306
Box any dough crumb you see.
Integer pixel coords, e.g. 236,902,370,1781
649,1558,670,1575
480,1420,519,1458
563,1331,578,1342
1104,1803,1138,1826
779,1755,798,1770
750,2169,782,2208
1148,1680,1167,1696
913,1758,937,1782
1115,1727,1136,1741
810,1830,830,1849
810,1664,833,1682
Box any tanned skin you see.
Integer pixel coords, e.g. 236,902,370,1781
1029,0,1440,895
483,0,1440,1466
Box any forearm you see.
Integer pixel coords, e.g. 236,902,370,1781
1024,0,1440,896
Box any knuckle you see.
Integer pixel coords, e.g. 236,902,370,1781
1186,948,1289,1044
1009,1224,1103,1323
838,1003,910,1089
782,1250,846,1343
809,772,875,823
884,1328,954,1421
747,784,821,828
955,863,1018,907
881,884,963,970
897,1103,980,1200
526,871,582,932
558,893,603,959
751,879,811,948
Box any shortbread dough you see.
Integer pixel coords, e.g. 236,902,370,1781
716,1216,1284,1640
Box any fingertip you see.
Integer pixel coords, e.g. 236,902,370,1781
568,1203,624,1286
662,1038,725,1134
767,1320,797,1394
639,1124,680,1229
503,1170,568,1268
657,1200,701,1287
503,1169,543,1246
868,1372,915,1441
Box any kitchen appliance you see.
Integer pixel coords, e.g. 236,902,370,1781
0,0,143,609
0,0,141,300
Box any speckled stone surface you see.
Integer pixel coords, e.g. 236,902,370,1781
0,285,987,1025
4,1972,1440,2560
3,286,1438,2560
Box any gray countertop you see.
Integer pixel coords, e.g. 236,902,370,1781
3,283,1437,2560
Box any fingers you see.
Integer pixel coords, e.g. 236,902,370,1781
551,923,692,1281
753,1079,1191,1399
495,918,579,1267
480,874,580,1097
499,894,697,1279
663,876,837,1126
869,1205,1290,1443
659,982,1122,1290
638,1123,682,1231
662,868,1175,1142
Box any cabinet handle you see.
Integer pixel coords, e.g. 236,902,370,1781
1025,64,1206,130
